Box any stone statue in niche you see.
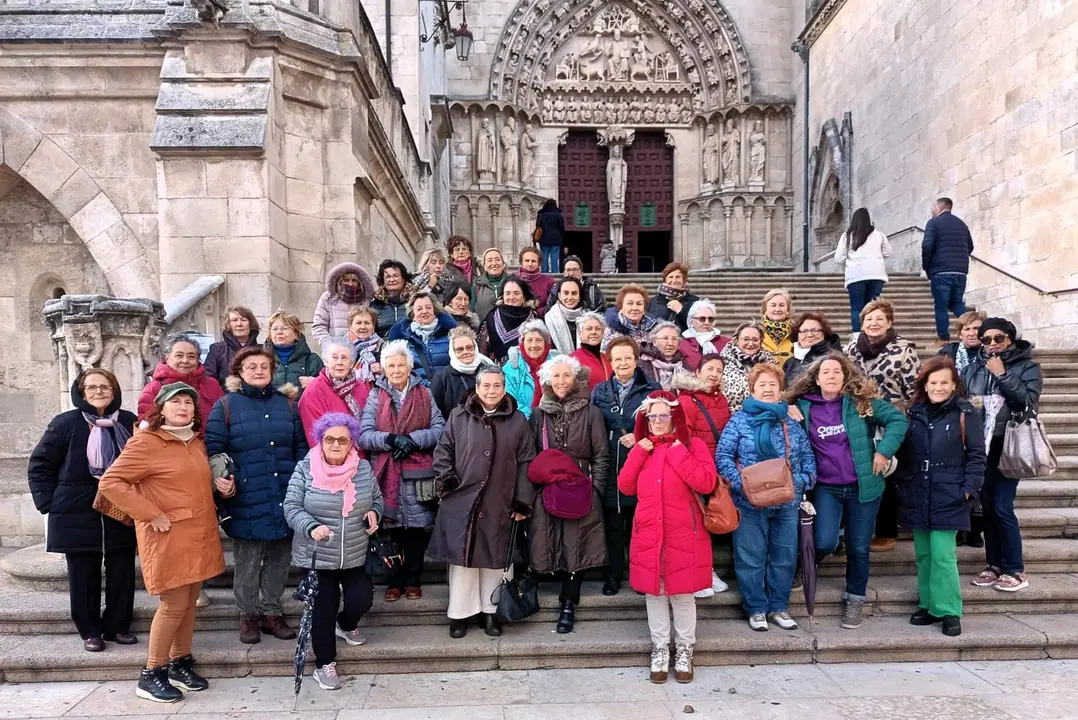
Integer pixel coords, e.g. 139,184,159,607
476,118,496,182
720,118,741,187
501,117,520,183
702,124,720,185
679,100,692,124
642,97,655,124
542,96,553,120
520,123,538,187
65,321,103,371
628,97,642,124
606,29,632,80
604,99,617,126
580,100,593,123
567,99,579,123
749,120,767,185
666,99,680,123
553,96,566,122
606,144,628,216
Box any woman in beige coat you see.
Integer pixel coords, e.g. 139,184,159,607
99,382,226,704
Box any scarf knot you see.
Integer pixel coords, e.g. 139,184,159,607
517,267,543,284
310,448,360,517
761,317,791,346
741,396,788,460
84,411,131,478
410,317,440,343
351,334,383,383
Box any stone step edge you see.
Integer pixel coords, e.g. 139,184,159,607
0,612,1068,683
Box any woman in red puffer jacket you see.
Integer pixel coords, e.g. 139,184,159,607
618,390,715,685
671,354,731,459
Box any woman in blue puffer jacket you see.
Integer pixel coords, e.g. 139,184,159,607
204,345,309,645
387,290,457,386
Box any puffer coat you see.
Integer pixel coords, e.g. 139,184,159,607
370,286,415,337
670,371,730,459
961,339,1043,439
268,334,324,399
137,361,224,431
504,346,557,420
591,368,658,510
27,378,138,554
430,392,536,569
204,379,308,541
527,366,609,574
387,311,458,385
619,436,716,596
284,452,383,570
311,262,376,351
897,397,986,531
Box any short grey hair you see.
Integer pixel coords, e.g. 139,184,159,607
687,299,717,321
380,339,414,370
519,318,551,342
162,333,202,358
321,338,357,364
648,321,681,342
476,365,506,385
575,311,606,330
537,354,582,387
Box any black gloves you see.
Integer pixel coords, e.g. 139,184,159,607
391,434,420,460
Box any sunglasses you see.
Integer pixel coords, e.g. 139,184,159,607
981,333,1008,345
647,413,672,422
322,436,351,447
694,316,716,323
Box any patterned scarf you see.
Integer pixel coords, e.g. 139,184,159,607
373,383,434,518
761,316,791,346
642,345,683,390
658,283,688,301
310,446,359,517
545,303,584,355
492,305,534,347
721,343,772,413
410,317,440,343
351,334,383,383
84,412,131,478
955,344,972,373
616,312,657,341
856,327,897,361
324,368,363,418
339,284,364,304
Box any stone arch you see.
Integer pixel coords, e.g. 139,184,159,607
0,107,157,299
489,0,752,117
808,113,852,261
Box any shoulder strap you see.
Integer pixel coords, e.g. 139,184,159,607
960,411,966,448
689,397,721,443
222,395,231,427
782,421,790,459
542,419,550,451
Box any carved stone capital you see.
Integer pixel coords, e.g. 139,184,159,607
597,126,636,147
678,212,690,225
699,211,712,222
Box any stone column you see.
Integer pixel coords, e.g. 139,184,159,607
764,206,774,266
468,202,481,250
510,202,521,259
678,212,690,264
785,205,795,262
699,211,713,265
449,203,459,235
744,206,755,267
723,206,733,267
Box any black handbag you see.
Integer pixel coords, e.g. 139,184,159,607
364,528,404,576
492,522,540,623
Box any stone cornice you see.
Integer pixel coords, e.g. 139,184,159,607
793,0,847,51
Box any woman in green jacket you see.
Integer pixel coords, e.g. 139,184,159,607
264,311,324,399
786,352,908,631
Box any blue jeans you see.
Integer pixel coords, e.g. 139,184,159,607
846,280,885,332
540,245,561,274
929,274,967,340
732,502,798,615
812,483,881,601
982,444,1023,575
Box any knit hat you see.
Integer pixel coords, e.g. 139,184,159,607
154,382,199,405
978,317,1017,342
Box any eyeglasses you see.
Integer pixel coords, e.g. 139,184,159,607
322,436,351,447
799,327,823,336
84,385,112,394
694,316,716,323
981,334,1008,345
646,414,672,422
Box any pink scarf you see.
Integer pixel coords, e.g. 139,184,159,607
451,258,474,283
310,447,359,517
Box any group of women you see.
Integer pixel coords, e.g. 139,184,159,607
26,235,1043,696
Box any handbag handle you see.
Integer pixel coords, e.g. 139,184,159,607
503,520,519,573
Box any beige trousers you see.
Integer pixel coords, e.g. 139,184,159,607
447,564,509,619
645,593,697,647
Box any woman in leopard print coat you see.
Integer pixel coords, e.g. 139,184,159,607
720,322,777,413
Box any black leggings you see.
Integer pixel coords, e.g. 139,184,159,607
312,567,373,667
603,505,636,581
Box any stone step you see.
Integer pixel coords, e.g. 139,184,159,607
1015,480,1078,507
0,612,1071,683
5,573,1078,637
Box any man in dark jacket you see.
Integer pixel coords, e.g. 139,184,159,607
535,199,566,273
922,198,974,344
544,255,607,312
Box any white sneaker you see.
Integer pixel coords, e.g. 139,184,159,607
711,570,729,593
335,626,368,646
768,611,798,630
313,662,341,690
694,587,716,599
748,613,768,632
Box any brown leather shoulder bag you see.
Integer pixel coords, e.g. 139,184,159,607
740,422,795,509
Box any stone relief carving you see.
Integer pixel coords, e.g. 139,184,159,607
748,119,766,185
64,322,103,371
520,123,539,186
606,144,628,215
720,117,740,188
501,117,520,183
476,117,496,183
702,124,720,185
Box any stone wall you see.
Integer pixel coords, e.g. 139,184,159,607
795,0,1078,345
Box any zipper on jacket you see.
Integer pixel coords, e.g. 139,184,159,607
338,514,346,569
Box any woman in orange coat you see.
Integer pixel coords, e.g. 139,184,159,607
99,382,226,704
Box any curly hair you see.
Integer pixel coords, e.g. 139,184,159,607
312,411,363,447
376,259,412,287
748,363,785,391
537,354,583,388
790,311,834,340
230,345,277,379
407,289,444,318
347,305,379,329
784,352,880,416
446,235,473,254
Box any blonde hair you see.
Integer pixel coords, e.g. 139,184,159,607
266,311,303,336
760,288,793,317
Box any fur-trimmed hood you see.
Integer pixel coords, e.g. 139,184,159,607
537,363,591,415
668,370,709,393
225,375,299,400
325,262,376,302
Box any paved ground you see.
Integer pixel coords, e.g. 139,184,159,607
1,659,1075,719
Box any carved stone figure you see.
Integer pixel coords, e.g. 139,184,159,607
476,118,496,181
556,52,579,81
553,96,566,122
628,97,642,124
749,120,767,184
679,100,692,124
580,32,606,81
702,124,720,184
140,321,165,366
521,123,539,186
501,117,520,182
604,99,617,126
543,95,553,120
606,29,631,80
667,99,680,123
581,100,593,123
65,321,103,371
642,98,655,124
567,99,579,123
606,144,628,215
721,118,741,187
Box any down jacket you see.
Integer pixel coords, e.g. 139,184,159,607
504,346,556,420
268,335,324,399
716,412,817,511
527,365,610,574
311,262,377,351
27,377,138,554
370,286,416,338
591,368,659,510
618,436,716,596
137,361,224,431
387,311,458,385
670,371,730,460
430,392,536,569
284,452,383,570
922,211,974,276
897,397,986,531
205,379,308,541
961,339,1043,439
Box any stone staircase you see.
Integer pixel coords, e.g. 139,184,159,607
3,270,1078,682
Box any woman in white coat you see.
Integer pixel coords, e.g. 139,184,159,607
834,207,891,333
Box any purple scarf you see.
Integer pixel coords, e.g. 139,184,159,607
84,412,131,478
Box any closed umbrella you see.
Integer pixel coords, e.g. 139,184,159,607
798,500,817,629
291,548,321,710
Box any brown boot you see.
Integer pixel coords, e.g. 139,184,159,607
261,615,297,640
239,614,261,644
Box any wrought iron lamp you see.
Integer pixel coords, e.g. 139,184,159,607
420,0,472,61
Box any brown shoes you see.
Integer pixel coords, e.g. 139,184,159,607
870,538,897,552
406,586,423,600
384,588,403,602
83,636,105,652
261,615,297,640
239,614,261,644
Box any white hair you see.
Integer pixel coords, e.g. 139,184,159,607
379,339,414,370
688,299,716,321
648,320,681,342
519,318,551,341
575,311,606,329
321,338,357,364
537,353,582,387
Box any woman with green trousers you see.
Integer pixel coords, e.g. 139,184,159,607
787,352,908,631
897,356,986,637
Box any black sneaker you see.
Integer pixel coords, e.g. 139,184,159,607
168,654,209,692
136,665,183,703
942,616,962,637
909,609,943,626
